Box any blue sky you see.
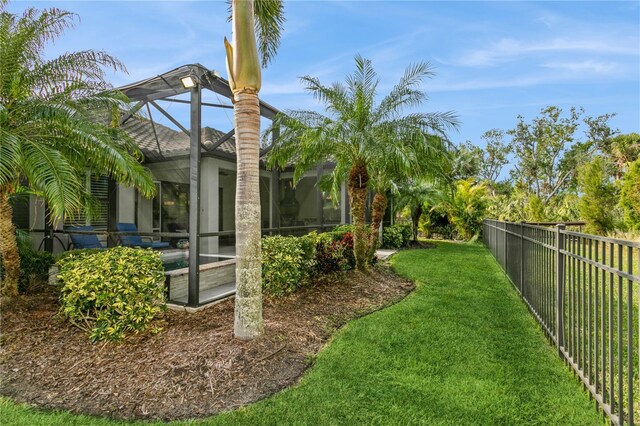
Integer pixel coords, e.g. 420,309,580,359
9,1,640,148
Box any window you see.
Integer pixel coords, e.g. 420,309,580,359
151,181,189,233
64,175,110,230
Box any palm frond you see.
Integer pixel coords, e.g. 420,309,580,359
1,5,155,221
299,75,351,118
20,138,86,221
253,0,285,67
266,54,457,197
375,61,434,121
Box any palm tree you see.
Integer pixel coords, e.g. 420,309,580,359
224,0,284,340
0,5,155,296
394,180,442,242
367,132,451,257
267,56,457,270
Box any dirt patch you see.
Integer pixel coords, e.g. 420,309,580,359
0,265,414,421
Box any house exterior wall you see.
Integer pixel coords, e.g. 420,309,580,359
118,187,136,224
21,158,348,255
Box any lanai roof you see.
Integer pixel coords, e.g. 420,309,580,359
114,64,280,163
122,118,237,162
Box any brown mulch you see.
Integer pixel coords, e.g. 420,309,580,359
0,265,414,421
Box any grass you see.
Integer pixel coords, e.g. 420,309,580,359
1,242,604,425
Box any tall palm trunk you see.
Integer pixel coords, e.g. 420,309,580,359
0,187,20,296
347,160,369,272
233,91,263,339
411,204,423,242
368,192,387,260
227,0,264,339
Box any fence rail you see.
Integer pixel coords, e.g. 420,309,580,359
483,219,639,425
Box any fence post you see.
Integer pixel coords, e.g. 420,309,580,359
519,221,524,294
555,224,565,355
502,221,507,269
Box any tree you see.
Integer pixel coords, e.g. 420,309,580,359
601,133,640,180
451,141,483,181
507,106,615,205
478,129,511,194
224,0,284,339
439,179,488,240
577,156,617,235
394,180,441,241
268,56,457,271
0,5,155,296
619,159,640,231
367,133,450,258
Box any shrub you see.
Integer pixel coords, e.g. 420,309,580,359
444,179,488,240
382,224,411,248
332,224,354,235
262,235,308,296
57,247,165,342
382,225,404,248
0,232,55,294
314,232,348,274
298,232,318,272
399,224,412,245
261,230,357,296
19,249,54,293
56,248,104,268
339,232,356,269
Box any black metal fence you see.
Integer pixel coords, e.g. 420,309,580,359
484,219,640,425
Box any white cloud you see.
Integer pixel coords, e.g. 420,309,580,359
456,37,639,67
428,74,556,93
540,60,618,74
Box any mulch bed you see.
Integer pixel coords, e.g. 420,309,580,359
0,265,414,421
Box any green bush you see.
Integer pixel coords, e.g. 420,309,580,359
262,235,312,296
399,224,412,245
57,247,165,342
313,231,350,273
382,225,404,248
298,232,318,270
332,224,354,235
19,249,54,293
445,179,488,240
0,232,55,294
261,229,363,296
56,248,104,268
382,224,411,248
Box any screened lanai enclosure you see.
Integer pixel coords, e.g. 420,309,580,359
19,64,349,308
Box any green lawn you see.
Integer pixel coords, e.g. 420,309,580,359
1,242,603,425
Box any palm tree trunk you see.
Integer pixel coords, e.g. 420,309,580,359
227,0,264,340
411,205,422,241
347,160,369,272
368,192,387,260
0,187,20,297
233,91,264,340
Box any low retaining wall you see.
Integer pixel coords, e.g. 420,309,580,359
165,259,236,302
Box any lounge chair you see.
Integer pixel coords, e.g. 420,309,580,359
66,225,105,250
116,223,170,249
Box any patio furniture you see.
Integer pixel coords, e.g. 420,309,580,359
116,223,170,249
66,225,105,250
167,222,188,248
